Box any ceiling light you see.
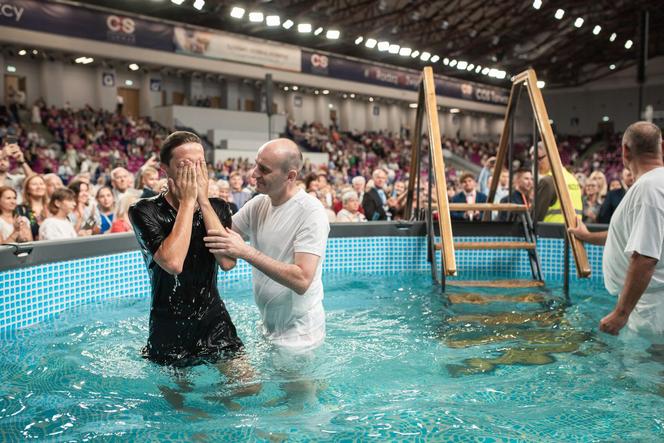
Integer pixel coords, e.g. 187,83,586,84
457,61,468,70
420,51,431,61
32,50,38,55
450,108,460,114
411,50,420,58
230,6,244,18
443,57,449,65
125,80,134,86
369,97,374,102
554,9,565,20
193,0,205,10
377,41,390,51
350,93,355,98
7,65,16,72
314,27,323,36
532,0,542,9
399,47,412,57
282,19,294,29
430,55,440,63
467,63,474,71
298,23,312,33
18,49,27,56
574,17,584,28
355,36,364,45
76,56,86,63
283,86,289,91
328,103,334,109
248,12,263,22
537,80,545,88
322,89,329,95
326,29,340,39
365,38,377,48
609,64,616,70
388,44,400,54
624,39,633,49
129,63,139,71
266,15,280,26
602,116,610,122
292,85,298,91
609,32,617,42
481,67,490,75
475,65,482,73
409,103,418,108
495,70,507,79
488,68,498,77
343,94,348,98
314,90,319,94
171,0,185,5
593,25,601,35
449,59,457,67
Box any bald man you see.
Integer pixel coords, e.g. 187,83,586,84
205,139,330,352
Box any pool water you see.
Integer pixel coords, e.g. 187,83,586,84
1,272,663,441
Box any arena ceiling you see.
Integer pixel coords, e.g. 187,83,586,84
73,0,664,88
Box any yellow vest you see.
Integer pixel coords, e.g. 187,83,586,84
543,168,583,223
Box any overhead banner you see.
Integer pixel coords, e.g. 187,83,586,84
174,27,301,72
301,50,509,106
0,0,173,51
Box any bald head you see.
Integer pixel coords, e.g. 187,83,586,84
259,138,303,173
623,121,662,158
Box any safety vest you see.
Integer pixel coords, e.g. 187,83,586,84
543,168,583,223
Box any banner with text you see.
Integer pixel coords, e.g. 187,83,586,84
174,27,301,72
301,50,509,106
0,0,173,51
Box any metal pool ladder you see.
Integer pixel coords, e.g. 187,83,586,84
405,67,591,292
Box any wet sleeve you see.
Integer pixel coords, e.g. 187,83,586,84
128,201,165,255
294,205,330,257
625,203,664,261
210,198,233,229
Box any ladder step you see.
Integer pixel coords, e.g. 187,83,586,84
435,241,536,250
448,293,545,304
448,203,529,212
447,280,545,288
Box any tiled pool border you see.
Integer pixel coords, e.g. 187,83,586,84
0,234,603,334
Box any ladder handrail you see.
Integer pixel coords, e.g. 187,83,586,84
421,67,456,276
521,69,590,277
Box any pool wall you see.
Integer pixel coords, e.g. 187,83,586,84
0,222,605,334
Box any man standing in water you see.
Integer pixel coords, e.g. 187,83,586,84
204,138,330,352
569,121,664,339
128,131,243,365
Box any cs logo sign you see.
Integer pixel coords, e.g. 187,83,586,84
106,15,135,34
310,54,328,69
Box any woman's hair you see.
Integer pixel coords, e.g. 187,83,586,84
115,190,140,219
342,191,359,205
22,174,49,216
48,188,75,214
67,179,88,198
95,185,113,200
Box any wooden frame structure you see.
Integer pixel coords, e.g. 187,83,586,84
406,67,591,285
485,69,591,278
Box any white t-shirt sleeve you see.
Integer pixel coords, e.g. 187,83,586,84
625,203,664,261
294,206,329,257
231,198,252,237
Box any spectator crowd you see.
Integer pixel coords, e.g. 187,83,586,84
0,103,636,245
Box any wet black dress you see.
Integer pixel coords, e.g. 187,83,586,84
128,194,243,366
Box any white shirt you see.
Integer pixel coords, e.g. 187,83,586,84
39,217,77,241
603,167,664,336
0,217,14,241
233,189,330,351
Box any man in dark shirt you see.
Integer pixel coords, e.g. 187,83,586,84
129,131,242,366
499,168,534,221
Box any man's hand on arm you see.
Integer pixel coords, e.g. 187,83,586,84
567,218,608,246
204,228,320,295
153,161,197,275
600,252,658,335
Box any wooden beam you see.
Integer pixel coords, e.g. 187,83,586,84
447,280,545,288
422,66,456,276
449,203,528,212
522,69,591,278
405,85,425,221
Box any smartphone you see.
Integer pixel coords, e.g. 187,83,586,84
5,134,17,146
81,216,97,230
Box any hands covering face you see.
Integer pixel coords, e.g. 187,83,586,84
169,160,198,204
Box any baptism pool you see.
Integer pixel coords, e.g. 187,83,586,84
1,225,663,441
